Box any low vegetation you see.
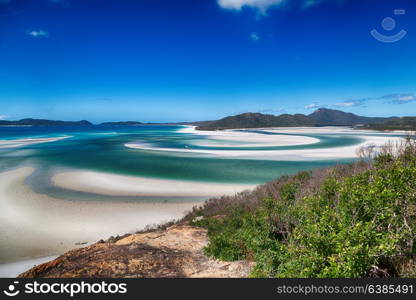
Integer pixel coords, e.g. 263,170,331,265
195,112,315,130
183,136,416,277
359,117,416,131
194,108,395,130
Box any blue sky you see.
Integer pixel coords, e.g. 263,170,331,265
0,0,415,123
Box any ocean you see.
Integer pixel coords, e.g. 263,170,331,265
0,124,408,204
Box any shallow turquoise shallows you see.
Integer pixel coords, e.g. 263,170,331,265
1,125,394,202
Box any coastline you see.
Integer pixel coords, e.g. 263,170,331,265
0,136,71,149
177,126,320,147
127,126,405,160
0,167,199,268
52,170,255,197
0,126,408,277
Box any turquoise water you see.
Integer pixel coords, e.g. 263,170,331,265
0,125,391,201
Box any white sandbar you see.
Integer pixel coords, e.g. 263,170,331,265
52,171,254,197
127,126,405,161
0,136,70,149
0,167,199,269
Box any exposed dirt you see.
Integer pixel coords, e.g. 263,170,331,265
19,225,252,278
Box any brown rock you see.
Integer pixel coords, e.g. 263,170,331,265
18,225,253,278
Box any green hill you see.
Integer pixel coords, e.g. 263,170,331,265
196,112,315,130
195,109,397,130
0,118,92,126
360,117,416,131
100,121,143,126
308,108,394,126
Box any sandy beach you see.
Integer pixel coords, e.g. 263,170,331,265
0,127,407,277
0,167,199,267
52,171,255,197
0,136,71,149
178,126,320,147
126,127,405,161
258,127,414,135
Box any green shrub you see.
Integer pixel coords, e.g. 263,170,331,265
197,143,416,277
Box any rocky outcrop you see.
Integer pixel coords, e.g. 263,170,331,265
19,225,252,278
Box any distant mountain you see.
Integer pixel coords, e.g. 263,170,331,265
195,109,401,130
359,117,416,131
178,120,214,127
0,118,92,126
196,112,315,130
0,109,407,130
100,121,143,126
308,108,395,126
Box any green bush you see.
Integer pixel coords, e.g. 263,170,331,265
196,144,416,278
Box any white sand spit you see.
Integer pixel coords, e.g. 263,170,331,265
0,167,198,268
52,171,254,197
127,127,405,161
0,136,70,149
178,126,319,147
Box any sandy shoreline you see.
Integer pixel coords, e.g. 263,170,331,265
0,167,199,268
127,127,405,161
178,126,319,147
0,127,407,276
0,136,71,149
52,171,255,197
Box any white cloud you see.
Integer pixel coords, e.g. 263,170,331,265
333,99,366,108
218,0,284,13
305,103,319,109
0,115,7,120
398,95,416,102
381,93,416,104
217,0,332,14
303,92,415,111
334,102,354,107
27,30,49,38
250,32,260,42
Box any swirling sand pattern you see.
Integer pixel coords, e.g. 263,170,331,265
0,125,406,270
